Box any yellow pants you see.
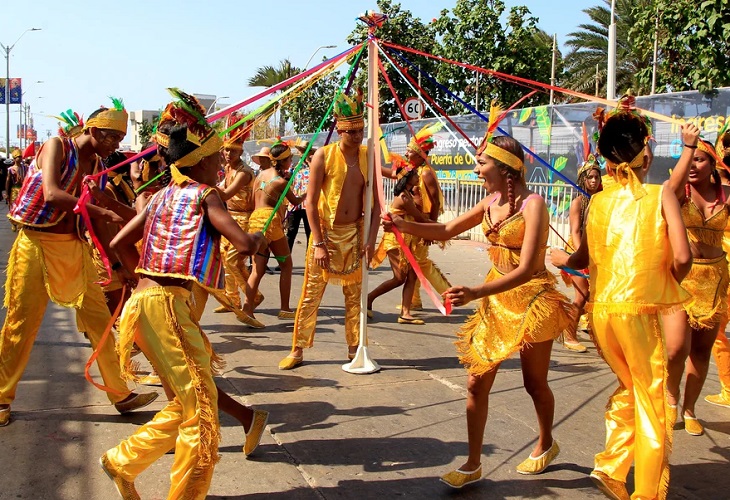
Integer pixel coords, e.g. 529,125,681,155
220,212,259,310
412,240,450,308
291,223,362,349
591,312,670,500
711,327,730,399
0,229,130,405
107,286,220,500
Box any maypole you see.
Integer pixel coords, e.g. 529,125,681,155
343,11,386,375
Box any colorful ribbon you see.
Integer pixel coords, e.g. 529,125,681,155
84,285,128,396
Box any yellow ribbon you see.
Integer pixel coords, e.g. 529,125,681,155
608,149,646,200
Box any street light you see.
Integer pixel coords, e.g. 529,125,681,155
1,27,41,156
208,96,229,114
19,81,43,150
303,45,337,70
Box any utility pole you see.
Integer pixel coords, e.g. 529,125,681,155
606,0,617,100
651,6,659,95
595,64,600,97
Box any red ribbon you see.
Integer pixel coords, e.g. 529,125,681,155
84,285,127,396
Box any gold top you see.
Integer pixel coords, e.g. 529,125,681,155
586,183,689,313
681,198,729,248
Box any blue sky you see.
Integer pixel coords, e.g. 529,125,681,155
1,0,592,147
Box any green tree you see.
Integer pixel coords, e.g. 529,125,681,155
346,0,442,123
286,67,342,134
248,59,299,136
433,0,555,110
563,0,650,97
138,119,155,146
630,0,730,94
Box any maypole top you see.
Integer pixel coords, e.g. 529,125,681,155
358,11,387,33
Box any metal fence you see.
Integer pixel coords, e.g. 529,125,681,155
381,179,576,247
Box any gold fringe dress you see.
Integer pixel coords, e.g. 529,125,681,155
681,198,729,330
456,201,575,376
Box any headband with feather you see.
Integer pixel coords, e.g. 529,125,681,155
55,109,84,139
408,122,442,156
84,97,128,135
476,101,524,174
222,112,251,150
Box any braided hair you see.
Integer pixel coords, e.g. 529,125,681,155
485,136,524,236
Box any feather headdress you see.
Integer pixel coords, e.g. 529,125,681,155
334,88,365,131
55,109,84,139
408,122,442,156
222,112,251,150
476,101,524,173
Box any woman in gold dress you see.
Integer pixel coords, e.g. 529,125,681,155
387,132,574,489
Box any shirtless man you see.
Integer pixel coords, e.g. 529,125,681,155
279,90,379,369
0,100,157,426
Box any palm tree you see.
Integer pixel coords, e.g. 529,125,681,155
562,0,651,97
248,59,299,137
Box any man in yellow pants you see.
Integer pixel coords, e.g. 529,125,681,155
279,90,380,369
0,100,158,427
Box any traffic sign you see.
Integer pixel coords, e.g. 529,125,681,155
403,97,424,120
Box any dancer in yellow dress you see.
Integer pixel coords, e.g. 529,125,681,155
562,153,603,352
706,126,730,409
389,108,574,488
100,90,267,499
552,96,692,500
368,162,426,324
663,124,729,436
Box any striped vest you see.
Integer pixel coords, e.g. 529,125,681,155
137,181,225,290
8,138,82,227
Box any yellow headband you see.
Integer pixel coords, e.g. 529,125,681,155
222,139,243,150
485,142,524,174
336,117,365,131
698,140,715,159
155,132,169,148
84,109,128,135
169,133,223,187
270,148,292,163
606,148,646,200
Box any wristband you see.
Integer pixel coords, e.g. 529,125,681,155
684,144,698,149
111,262,123,271
312,241,327,248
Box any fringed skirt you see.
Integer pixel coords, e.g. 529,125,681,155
683,255,729,330
248,207,284,243
456,268,575,376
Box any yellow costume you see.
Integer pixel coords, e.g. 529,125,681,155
680,199,729,329
0,230,131,405
371,208,418,272
708,220,730,405
456,201,573,375
248,206,285,243
411,163,451,307
219,112,257,310
291,142,367,349
587,182,689,500
104,91,226,499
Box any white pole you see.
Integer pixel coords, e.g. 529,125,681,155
343,34,380,374
606,0,617,100
651,6,659,95
549,34,557,106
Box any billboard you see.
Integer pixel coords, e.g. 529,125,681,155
248,87,730,186
0,78,22,105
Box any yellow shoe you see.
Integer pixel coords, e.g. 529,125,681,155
590,470,630,500
666,404,678,430
439,466,482,489
214,305,232,313
114,392,159,415
516,441,560,475
237,311,265,329
100,454,141,500
705,393,730,409
278,355,303,370
683,413,704,436
277,310,297,320
0,407,10,427
564,341,588,353
243,409,269,456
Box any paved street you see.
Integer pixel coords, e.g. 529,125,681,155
0,205,728,500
